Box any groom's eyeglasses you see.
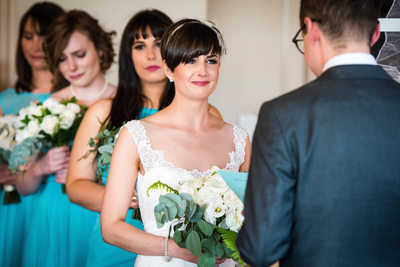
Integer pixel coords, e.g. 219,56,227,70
292,18,322,54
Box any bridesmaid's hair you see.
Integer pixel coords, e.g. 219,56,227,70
107,9,174,129
44,10,116,91
15,2,64,93
161,19,225,72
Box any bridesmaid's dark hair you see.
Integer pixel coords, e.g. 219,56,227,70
15,2,64,93
107,9,174,129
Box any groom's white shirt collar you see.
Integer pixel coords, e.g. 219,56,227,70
322,52,377,73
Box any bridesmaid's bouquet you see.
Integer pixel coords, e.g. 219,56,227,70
8,97,86,193
80,124,142,220
148,166,245,267
0,114,20,204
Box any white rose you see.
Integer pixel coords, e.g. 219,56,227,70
27,119,40,136
42,98,59,109
27,105,43,118
59,109,76,129
15,129,33,144
223,189,242,207
66,103,80,114
203,196,227,225
41,115,59,135
48,103,65,115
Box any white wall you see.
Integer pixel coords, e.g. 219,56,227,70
207,0,305,124
10,0,307,126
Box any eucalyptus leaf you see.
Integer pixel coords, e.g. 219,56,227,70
98,144,114,154
185,231,201,256
198,219,214,237
160,195,178,208
154,202,165,213
164,193,182,205
173,229,182,244
167,206,178,220
201,238,217,255
176,199,187,217
215,241,225,259
197,253,215,267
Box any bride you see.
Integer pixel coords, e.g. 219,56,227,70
101,19,251,266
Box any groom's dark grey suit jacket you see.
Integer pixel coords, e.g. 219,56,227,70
237,65,400,267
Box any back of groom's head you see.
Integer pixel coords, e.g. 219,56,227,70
300,0,381,48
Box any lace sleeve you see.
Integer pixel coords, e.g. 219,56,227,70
226,124,248,171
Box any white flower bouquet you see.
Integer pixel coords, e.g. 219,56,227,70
0,114,20,204
148,166,245,267
8,97,87,193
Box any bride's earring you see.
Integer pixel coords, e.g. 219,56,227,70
169,78,174,83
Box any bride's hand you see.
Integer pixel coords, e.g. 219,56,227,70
168,239,226,265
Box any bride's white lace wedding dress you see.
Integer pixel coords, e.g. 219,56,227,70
123,120,248,267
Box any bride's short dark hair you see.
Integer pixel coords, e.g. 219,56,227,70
161,19,225,72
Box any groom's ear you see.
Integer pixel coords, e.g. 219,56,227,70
163,61,173,81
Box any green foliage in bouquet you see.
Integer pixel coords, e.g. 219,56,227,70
8,137,44,172
80,121,121,180
148,181,243,267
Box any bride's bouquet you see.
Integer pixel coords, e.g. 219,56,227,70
148,166,245,267
8,97,86,193
0,114,20,204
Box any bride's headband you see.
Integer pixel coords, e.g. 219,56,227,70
165,20,226,55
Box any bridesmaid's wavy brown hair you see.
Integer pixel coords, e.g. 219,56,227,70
44,10,116,90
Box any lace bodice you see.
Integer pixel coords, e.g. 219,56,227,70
122,120,248,266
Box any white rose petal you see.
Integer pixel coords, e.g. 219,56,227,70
27,105,43,117
27,119,40,135
204,196,227,225
15,129,33,144
43,98,59,109
41,115,59,135
59,110,76,129
225,207,244,232
48,103,65,114
66,103,80,114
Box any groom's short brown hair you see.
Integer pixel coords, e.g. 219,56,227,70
300,0,381,47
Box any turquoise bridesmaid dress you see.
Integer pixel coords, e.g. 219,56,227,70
0,88,50,267
86,107,157,267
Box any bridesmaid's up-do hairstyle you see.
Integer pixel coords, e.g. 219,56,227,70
15,2,64,92
161,19,225,72
44,10,116,91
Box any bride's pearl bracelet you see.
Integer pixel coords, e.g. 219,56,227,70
163,236,172,262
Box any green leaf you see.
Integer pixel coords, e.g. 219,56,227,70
197,253,215,267
147,180,178,197
176,199,187,218
189,204,203,223
173,230,182,244
201,237,216,255
98,144,114,154
185,231,201,256
198,219,214,237
167,206,178,220
164,193,182,205
215,241,225,259
154,202,165,213
160,195,177,208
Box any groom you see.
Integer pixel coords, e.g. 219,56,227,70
237,0,400,266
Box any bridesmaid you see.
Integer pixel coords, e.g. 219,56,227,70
0,3,64,267
66,10,222,267
15,10,117,267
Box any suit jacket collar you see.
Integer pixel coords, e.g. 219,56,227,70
319,64,393,81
